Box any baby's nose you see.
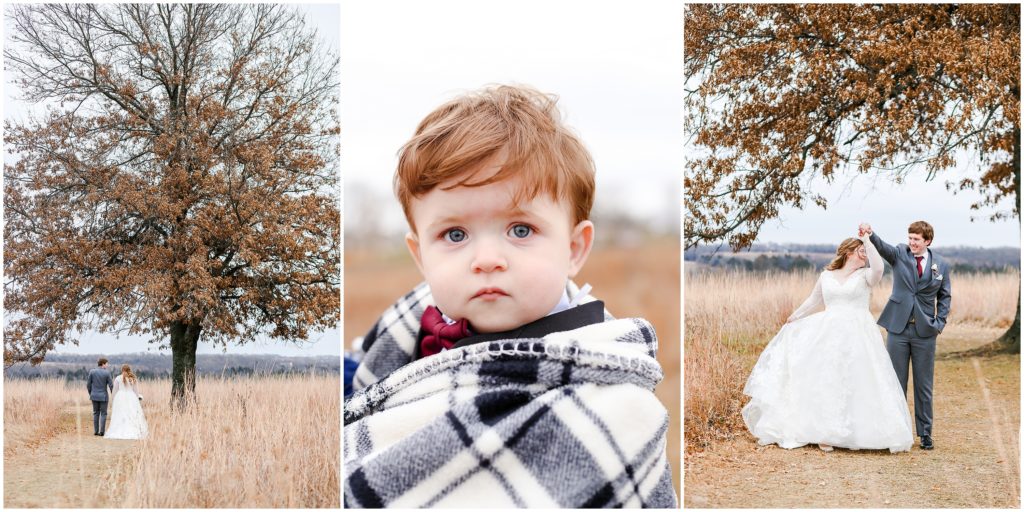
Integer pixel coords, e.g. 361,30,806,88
471,241,507,273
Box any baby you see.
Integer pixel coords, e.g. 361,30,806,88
395,85,600,358
344,85,675,508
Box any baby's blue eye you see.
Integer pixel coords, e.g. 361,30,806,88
508,224,532,239
443,228,467,243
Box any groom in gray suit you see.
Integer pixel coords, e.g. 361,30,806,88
861,221,951,450
87,357,114,436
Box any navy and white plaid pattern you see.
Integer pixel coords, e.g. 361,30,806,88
344,283,676,508
352,281,613,392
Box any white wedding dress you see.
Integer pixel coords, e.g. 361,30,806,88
742,241,914,452
105,375,148,440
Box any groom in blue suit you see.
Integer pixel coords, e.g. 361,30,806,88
87,357,114,436
861,221,952,451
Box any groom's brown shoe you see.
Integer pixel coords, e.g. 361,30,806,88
920,435,933,450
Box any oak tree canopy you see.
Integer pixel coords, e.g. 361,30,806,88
4,4,340,402
685,4,1019,250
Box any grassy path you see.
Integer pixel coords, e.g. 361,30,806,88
4,403,140,508
684,326,1020,508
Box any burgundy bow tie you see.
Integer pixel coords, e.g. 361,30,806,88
420,306,472,358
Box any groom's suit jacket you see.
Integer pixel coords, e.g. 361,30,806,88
87,367,114,402
869,233,952,337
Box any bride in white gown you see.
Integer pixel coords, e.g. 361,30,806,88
742,233,913,452
105,364,148,440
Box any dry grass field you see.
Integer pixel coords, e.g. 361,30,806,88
344,238,681,496
4,374,340,508
684,268,1019,452
4,378,79,457
684,268,1020,507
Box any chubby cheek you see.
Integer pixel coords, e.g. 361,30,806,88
523,256,571,302
417,250,460,309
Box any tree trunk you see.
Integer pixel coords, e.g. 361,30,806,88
995,125,1021,354
996,290,1021,353
170,320,202,410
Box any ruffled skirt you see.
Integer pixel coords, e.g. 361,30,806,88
742,308,913,452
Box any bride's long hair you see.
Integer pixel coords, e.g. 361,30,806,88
825,238,864,271
121,364,137,384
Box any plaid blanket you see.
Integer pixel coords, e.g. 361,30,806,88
344,283,676,508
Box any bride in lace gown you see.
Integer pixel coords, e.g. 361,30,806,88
742,233,913,452
105,364,148,440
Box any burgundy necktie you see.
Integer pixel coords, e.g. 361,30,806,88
915,256,924,278
419,306,472,358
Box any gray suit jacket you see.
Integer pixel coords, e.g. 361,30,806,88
869,232,952,337
87,368,114,402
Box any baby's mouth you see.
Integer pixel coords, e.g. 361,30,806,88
472,287,509,301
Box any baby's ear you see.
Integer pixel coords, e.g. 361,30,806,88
567,220,595,278
405,232,425,274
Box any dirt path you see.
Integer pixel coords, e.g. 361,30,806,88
4,403,140,508
685,326,1020,508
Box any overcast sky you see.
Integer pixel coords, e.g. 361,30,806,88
340,0,684,238
755,161,1020,249
3,4,341,356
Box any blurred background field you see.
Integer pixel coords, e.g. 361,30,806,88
344,236,681,495
684,267,1020,454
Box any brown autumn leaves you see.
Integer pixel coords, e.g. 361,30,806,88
3,4,340,366
685,4,1020,251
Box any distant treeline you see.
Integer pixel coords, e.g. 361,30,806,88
686,243,1020,273
4,352,340,380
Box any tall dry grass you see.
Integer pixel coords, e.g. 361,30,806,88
3,378,77,456
684,269,1020,453
104,374,340,508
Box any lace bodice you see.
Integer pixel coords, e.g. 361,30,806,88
822,270,871,311
788,235,884,322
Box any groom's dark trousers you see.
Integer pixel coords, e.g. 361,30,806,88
92,400,108,435
887,319,936,438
